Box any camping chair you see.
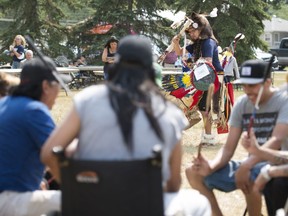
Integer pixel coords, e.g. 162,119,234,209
53,145,164,216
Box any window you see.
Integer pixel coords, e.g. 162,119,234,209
274,33,280,42
264,33,271,42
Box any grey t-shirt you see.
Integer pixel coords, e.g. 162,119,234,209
73,85,189,182
229,89,288,150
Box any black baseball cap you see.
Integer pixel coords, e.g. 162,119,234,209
234,59,271,84
115,35,153,68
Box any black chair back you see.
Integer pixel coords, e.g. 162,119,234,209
53,146,164,216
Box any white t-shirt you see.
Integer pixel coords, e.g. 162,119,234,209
73,84,189,182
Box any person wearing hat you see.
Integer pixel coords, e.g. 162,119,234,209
41,35,211,215
0,57,61,215
102,36,119,80
240,71,288,216
186,59,288,216
172,12,223,146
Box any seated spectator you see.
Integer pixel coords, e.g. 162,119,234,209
0,72,20,98
41,35,211,216
186,59,288,216
76,55,87,66
0,57,62,216
241,126,288,216
20,50,34,68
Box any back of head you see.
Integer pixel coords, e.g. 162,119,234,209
107,35,163,149
109,35,155,83
117,35,153,67
12,56,58,100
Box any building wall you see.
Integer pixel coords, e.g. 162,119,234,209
262,17,288,48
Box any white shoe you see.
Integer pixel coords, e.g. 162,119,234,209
201,134,217,146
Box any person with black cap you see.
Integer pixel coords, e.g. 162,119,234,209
240,71,288,216
0,57,61,216
186,59,288,216
41,35,211,215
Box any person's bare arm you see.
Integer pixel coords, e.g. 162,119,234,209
165,140,182,192
254,163,288,192
236,123,288,194
241,123,288,167
171,36,184,56
11,49,21,58
102,48,108,62
41,105,80,182
209,126,242,172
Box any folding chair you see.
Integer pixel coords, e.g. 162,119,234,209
53,146,164,216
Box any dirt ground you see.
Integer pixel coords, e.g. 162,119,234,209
180,121,268,216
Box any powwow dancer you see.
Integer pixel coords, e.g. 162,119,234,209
162,11,224,145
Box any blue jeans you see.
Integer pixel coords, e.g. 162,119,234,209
204,160,267,192
12,61,21,69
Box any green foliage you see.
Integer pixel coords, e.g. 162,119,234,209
0,0,287,65
268,2,288,19
169,0,271,64
0,0,81,59
64,0,173,64
0,53,11,65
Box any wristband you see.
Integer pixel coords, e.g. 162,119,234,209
260,164,271,181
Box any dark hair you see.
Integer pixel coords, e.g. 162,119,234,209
189,12,218,43
104,36,119,48
11,82,43,100
0,72,19,97
107,62,165,151
0,73,10,97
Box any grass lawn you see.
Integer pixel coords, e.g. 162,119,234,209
51,71,287,216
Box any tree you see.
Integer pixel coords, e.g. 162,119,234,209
0,0,282,65
65,0,174,64
169,0,271,64
0,0,83,59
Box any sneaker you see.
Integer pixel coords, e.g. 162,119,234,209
201,133,217,146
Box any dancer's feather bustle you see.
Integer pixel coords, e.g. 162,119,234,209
162,73,192,92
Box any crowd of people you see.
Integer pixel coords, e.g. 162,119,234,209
0,11,287,216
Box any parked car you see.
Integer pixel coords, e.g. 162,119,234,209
270,37,288,70
254,48,279,70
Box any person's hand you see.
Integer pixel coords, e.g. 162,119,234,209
106,57,114,64
241,129,260,155
235,164,252,194
191,153,212,177
172,35,181,46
